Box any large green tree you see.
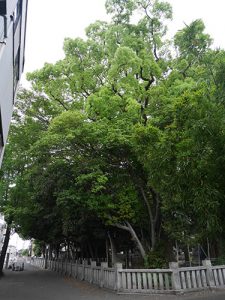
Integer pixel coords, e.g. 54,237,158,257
2,0,225,265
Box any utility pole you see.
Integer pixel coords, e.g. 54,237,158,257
0,222,11,274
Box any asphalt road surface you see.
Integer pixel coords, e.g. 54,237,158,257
1,263,225,300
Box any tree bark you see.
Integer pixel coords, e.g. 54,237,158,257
114,222,146,259
128,167,161,252
107,232,122,264
126,221,146,258
106,238,109,264
140,185,160,251
87,241,94,259
0,223,11,274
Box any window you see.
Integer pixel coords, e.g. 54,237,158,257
14,0,22,29
14,46,20,91
0,0,6,16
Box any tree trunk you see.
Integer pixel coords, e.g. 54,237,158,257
0,224,11,274
87,241,94,259
114,222,146,259
139,185,160,251
49,244,53,260
106,237,109,264
56,244,60,260
126,222,146,259
107,232,122,264
150,220,156,250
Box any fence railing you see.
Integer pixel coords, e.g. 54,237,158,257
31,258,225,294
32,258,117,290
118,268,173,293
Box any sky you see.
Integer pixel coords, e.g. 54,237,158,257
22,0,225,81
15,0,225,249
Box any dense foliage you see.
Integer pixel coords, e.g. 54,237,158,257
1,0,225,266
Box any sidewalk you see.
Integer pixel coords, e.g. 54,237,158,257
0,263,225,300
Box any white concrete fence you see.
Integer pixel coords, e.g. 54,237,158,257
31,258,225,294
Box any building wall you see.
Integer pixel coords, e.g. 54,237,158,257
0,0,28,165
7,245,17,257
0,214,6,253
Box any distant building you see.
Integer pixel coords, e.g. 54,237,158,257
7,245,17,257
0,0,28,165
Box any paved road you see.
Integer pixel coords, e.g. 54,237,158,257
1,263,225,300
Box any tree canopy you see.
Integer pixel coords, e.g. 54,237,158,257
1,0,225,266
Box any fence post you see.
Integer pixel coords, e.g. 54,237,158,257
202,260,215,288
114,263,123,292
100,262,108,288
90,261,96,283
169,262,181,293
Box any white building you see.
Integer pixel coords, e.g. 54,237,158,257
0,0,28,165
7,245,17,257
0,214,6,253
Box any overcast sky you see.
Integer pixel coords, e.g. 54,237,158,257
22,0,225,80
22,0,107,77
14,0,225,249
